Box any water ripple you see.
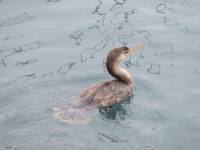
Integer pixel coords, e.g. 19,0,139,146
181,1,188,6
57,62,75,74
14,73,36,82
155,45,173,56
41,72,54,78
46,0,60,2
69,30,83,45
156,4,166,14
163,0,174,4
164,17,179,26
80,38,115,62
110,0,127,11
16,59,37,66
181,27,188,33
147,63,160,74
0,42,41,67
0,13,34,26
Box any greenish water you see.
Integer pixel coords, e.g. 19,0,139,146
0,0,200,149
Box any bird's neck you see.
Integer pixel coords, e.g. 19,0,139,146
106,57,133,84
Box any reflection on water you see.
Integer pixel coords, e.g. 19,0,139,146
1,0,200,149
57,62,75,74
147,63,160,75
164,0,174,4
69,30,83,45
14,73,36,82
99,94,134,121
110,0,127,11
181,1,188,6
46,0,60,2
0,13,34,26
41,72,53,78
80,38,115,62
164,17,179,26
16,59,37,66
156,4,166,14
1,0,194,79
0,42,41,67
155,45,173,56
181,27,188,33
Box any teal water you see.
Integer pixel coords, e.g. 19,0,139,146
0,0,200,149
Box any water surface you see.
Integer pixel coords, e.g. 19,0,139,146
0,0,200,149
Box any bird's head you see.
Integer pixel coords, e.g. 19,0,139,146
107,44,144,61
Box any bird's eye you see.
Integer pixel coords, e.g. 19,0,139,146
124,46,128,50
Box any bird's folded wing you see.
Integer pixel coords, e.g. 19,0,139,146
73,81,109,105
93,81,132,107
77,81,109,98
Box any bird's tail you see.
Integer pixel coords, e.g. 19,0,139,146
53,106,89,124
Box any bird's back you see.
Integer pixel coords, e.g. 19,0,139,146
73,80,133,110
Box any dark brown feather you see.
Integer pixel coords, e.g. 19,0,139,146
83,80,133,110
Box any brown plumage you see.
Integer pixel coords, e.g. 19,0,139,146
53,44,144,124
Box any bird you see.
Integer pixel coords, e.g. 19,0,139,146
53,44,144,124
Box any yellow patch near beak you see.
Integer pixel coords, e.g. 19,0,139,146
125,44,145,56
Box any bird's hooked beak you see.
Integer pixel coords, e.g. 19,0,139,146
125,44,144,56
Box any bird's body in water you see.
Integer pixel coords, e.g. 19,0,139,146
53,44,144,124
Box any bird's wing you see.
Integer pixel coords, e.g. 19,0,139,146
72,81,110,105
92,80,132,107
78,81,109,98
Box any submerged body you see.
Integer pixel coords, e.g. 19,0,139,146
53,44,144,124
